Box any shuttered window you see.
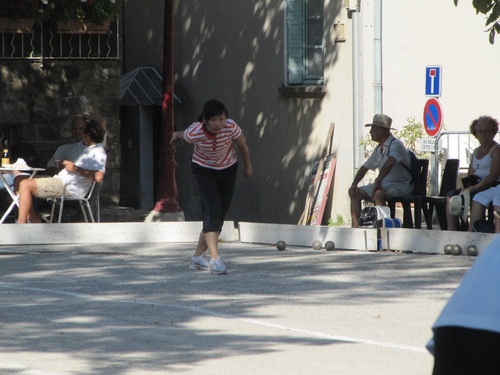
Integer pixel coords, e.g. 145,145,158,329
286,0,324,85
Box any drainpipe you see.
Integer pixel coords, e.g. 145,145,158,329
374,0,383,113
350,1,363,169
150,0,182,214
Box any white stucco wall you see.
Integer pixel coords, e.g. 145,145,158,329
381,1,500,130
328,0,500,224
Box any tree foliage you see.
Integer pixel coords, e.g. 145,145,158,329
454,0,500,44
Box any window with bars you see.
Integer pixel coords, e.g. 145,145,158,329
286,0,324,86
0,21,119,60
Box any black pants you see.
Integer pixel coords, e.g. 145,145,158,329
192,162,238,233
433,326,500,375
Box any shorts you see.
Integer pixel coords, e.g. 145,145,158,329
361,181,413,201
472,185,500,207
35,178,68,199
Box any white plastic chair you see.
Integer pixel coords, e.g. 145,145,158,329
49,181,101,223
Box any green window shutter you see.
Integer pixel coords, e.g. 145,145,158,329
287,0,304,85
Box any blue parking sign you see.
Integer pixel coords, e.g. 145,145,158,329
425,66,442,97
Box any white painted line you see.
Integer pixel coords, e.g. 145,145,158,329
0,285,426,354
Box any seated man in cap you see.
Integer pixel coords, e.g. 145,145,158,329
348,114,413,228
16,120,107,224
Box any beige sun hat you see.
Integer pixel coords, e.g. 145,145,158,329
449,190,471,223
365,114,395,130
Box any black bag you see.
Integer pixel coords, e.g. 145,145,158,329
462,175,482,188
358,206,390,228
472,218,495,233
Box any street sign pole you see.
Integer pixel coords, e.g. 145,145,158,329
424,66,443,196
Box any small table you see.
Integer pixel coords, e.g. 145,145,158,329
0,167,45,223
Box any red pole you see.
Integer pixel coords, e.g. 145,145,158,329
152,0,182,213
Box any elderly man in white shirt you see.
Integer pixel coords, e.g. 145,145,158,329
16,120,107,224
348,114,413,228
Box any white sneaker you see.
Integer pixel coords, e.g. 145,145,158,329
209,256,227,275
189,255,209,270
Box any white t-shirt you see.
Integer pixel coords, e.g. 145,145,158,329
427,235,500,354
47,141,87,168
363,134,412,185
55,144,107,197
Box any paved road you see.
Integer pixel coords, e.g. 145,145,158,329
0,242,474,374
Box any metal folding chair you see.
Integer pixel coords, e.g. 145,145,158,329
49,181,102,223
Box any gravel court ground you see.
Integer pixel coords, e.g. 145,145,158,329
0,242,474,375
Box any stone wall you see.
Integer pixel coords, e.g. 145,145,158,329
0,60,121,205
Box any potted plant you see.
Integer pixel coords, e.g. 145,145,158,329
0,0,40,33
42,0,123,34
0,0,123,34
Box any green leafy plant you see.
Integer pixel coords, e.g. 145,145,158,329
454,0,500,44
42,0,123,25
0,0,124,26
328,214,345,226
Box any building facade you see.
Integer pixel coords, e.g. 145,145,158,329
122,0,500,225
2,1,499,225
